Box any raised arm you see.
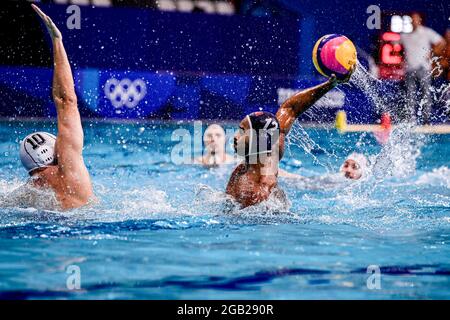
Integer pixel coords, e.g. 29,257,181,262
32,5,84,172
276,70,353,136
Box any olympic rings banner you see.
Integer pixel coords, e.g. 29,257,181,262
1,66,449,123
0,66,384,123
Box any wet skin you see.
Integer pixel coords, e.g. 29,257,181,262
197,124,235,166
226,72,353,209
341,159,362,180
28,5,93,210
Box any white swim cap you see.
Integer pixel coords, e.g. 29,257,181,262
19,132,57,173
342,152,368,178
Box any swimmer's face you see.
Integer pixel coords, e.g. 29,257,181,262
341,159,362,180
204,125,226,153
234,118,250,155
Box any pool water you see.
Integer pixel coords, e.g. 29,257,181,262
0,120,449,299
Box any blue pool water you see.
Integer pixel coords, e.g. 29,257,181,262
0,119,449,299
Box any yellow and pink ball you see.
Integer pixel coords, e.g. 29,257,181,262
312,34,357,80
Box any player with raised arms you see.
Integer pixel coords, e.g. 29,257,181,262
227,34,357,208
18,5,94,210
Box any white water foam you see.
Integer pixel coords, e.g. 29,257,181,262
416,166,450,188
371,124,426,180
0,178,177,225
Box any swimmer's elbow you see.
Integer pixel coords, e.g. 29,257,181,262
53,93,77,107
63,94,77,105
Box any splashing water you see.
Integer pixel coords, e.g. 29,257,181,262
286,123,337,172
416,166,450,188
350,63,390,115
371,123,427,180
0,116,449,300
280,62,448,231
430,81,450,117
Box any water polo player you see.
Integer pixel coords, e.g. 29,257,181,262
280,152,369,183
18,5,94,210
195,124,235,167
340,153,368,180
226,72,354,208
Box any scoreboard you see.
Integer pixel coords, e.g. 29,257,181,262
377,13,416,80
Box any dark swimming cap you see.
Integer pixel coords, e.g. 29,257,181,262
244,111,280,158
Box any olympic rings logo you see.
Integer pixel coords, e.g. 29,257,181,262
104,78,147,109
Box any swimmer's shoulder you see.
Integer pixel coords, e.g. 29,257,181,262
232,162,247,175
226,163,247,191
28,170,53,188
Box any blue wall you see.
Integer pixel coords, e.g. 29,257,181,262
41,5,300,77
0,3,448,123
0,65,402,124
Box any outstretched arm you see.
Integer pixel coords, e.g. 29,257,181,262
276,70,354,136
32,5,83,173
